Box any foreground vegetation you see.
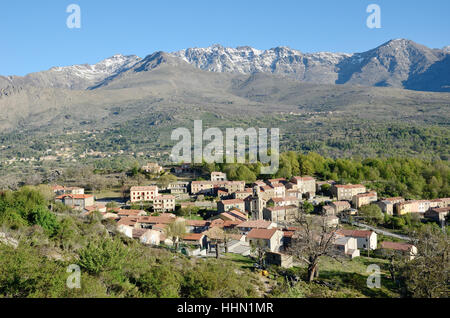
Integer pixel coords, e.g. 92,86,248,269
0,187,261,298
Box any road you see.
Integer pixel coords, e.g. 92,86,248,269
341,218,411,241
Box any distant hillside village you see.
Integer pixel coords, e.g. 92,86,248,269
51,162,449,266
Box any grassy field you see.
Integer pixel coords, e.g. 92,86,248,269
224,252,400,298
91,189,123,200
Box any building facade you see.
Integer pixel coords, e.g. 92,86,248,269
130,186,159,203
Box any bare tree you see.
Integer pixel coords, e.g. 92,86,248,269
250,240,269,268
289,210,341,282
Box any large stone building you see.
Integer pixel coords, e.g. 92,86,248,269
424,206,450,224
268,196,300,208
331,184,366,201
263,205,298,223
336,230,377,250
218,199,245,213
352,192,378,209
211,171,227,182
290,176,316,198
376,197,405,215
190,180,245,196
329,201,351,214
52,186,85,196
395,200,431,215
153,195,176,212
56,194,94,211
246,228,283,252
130,186,159,203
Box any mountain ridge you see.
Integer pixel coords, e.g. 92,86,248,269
1,39,449,92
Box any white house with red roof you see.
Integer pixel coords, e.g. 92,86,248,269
246,228,283,252
336,229,377,250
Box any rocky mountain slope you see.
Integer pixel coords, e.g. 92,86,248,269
0,54,141,90
1,39,449,93
173,39,450,92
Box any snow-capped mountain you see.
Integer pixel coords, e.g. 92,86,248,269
2,54,141,90
172,39,450,91
1,39,449,92
172,44,352,83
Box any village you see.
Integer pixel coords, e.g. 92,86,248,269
51,162,450,269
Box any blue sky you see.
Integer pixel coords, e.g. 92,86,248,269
1,0,449,76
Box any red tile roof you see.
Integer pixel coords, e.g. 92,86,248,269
185,220,209,226
117,217,139,226
337,229,374,238
130,186,158,191
247,228,278,240
56,194,93,199
292,176,315,182
182,233,205,241
380,241,414,251
334,184,365,189
354,192,377,198
383,197,404,202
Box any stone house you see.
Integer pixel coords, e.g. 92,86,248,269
56,194,94,211
290,176,316,198
246,228,283,252
130,186,158,203
379,241,418,261
331,184,366,201
336,229,377,250
352,192,378,209
263,205,298,223
211,171,227,181
153,195,176,212
218,199,245,213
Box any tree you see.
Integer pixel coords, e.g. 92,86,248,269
106,201,118,210
320,183,331,195
78,237,130,275
359,204,384,225
250,239,269,268
165,219,186,250
289,209,340,282
397,225,449,298
156,173,177,189
301,201,314,214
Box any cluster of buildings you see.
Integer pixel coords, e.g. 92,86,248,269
50,166,446,267
321,183,449,225
129,186,176,212
52,185,106,213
